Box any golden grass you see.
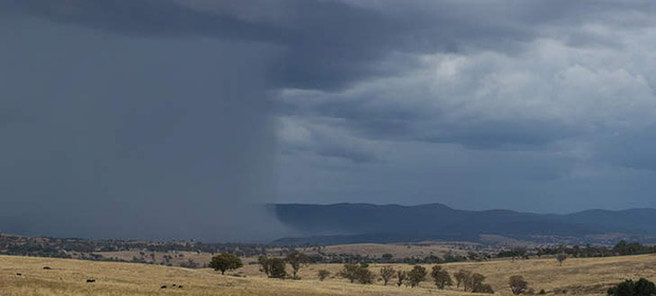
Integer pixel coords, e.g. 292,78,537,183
2,254,656,295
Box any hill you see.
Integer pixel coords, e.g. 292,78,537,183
273,203,656,244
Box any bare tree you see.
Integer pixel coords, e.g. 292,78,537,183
556,254,567,266
380,265,395,286
397,270,408,287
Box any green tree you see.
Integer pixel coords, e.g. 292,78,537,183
339,264,360,283
469,273,494,294
431,265,453,289
407,265,427,287
208,253,243,275
258,256,287,279
455,269,472,289
286,251,308,279
339,263,375,284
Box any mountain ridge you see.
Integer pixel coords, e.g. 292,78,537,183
272,203,656,245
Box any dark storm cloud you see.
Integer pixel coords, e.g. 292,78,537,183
5,0,656,242
11,0,654,90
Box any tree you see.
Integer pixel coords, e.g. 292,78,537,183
608,278,656,296
286,251,308,279
431,265,453,289
318,269,331,281
556,254,567,266
380,265,395,286
509,275,529,295
397,270,408,287
258,256,287,279
339,264,360,283
208,253,243,275
455,270,472,289
468,272,494,293
407,265,427,287
339,263,374,284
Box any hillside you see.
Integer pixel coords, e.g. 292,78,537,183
273,203,656,244
3,253,656,295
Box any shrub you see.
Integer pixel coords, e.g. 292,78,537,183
509,275,529,295
317,269,330,281
608,278,656,296
431,265,453,289
208,253,242,274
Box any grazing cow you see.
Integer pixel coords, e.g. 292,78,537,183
178,285,183,288
86,279,96,283
43,266,51,270
160,285,167,289
16,273,22,276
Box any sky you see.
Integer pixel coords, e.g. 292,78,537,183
2,1,656,241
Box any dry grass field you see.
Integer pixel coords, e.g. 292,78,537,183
2,253,656,296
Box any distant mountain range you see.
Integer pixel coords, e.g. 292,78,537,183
271,203,656,245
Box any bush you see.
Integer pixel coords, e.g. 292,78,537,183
608,278,656,296
208,253,243,274
318,269,330,281
509,275,529,295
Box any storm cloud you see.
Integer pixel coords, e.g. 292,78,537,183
2,1,656,241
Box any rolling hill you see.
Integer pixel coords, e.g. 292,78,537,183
272,203,656,244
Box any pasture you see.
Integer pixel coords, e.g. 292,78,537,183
2,253,656,295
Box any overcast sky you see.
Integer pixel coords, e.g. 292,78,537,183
2,1,656,240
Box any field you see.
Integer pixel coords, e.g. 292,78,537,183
2,253,656,296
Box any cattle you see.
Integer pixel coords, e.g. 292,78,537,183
160,285,167,289
86,279,96,283
16,273,22,276
42,266,52,270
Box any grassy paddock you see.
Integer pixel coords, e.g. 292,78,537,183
2,254,656,295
